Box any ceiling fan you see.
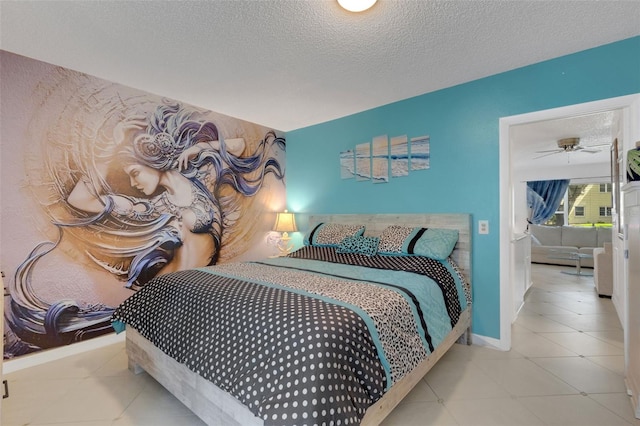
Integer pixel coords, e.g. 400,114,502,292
534,137,609,159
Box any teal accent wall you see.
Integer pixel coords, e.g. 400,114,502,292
286,37,640,340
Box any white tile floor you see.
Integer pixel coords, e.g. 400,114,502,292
2,263,639,425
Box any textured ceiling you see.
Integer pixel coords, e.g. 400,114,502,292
1,1,639,132
511,109,622,173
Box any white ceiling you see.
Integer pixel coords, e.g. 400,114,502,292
511,109,622,173
1,0,638,133
1,1,639,175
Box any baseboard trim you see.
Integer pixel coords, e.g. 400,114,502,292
471,333,507,351
3,332,126,374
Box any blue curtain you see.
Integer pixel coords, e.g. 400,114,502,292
527,179,570,225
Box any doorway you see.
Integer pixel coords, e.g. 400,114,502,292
498,94,640,351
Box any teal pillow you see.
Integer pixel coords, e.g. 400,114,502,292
336,235,380,256
412,228,459,260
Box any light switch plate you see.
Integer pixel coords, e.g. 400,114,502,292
479,220,489,234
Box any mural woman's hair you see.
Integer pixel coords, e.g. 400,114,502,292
130,102,220,171
127,101,286,198
218,131,285,196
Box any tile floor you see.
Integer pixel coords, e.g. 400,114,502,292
2,263,639,425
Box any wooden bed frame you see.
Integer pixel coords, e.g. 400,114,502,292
126,213,473,425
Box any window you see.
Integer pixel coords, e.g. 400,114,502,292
600,206,612,216
543,182,613,226
544,212,564,226
543,196,565,226
599,183,612,192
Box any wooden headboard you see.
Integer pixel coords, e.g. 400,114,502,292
308,213,472,285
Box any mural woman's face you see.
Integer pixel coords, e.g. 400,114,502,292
123,164,162,195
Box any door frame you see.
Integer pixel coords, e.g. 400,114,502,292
498,93,640,351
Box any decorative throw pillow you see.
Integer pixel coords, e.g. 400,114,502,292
336,235,380,256
412,228,459,260
304,223,365,247
377,225,420,254
377,225,459,259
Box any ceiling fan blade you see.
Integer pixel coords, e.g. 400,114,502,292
534,148,563,154
534,151,562,159
581,148,603,153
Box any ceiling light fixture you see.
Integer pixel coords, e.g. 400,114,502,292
557,137,581,151
337,0,377,12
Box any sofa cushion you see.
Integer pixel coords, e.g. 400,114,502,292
530,225,562,246
531,245,577,258
531,245,579,266
597,227,613,247
561,226,597,248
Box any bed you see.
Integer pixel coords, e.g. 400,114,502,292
113,213,472,425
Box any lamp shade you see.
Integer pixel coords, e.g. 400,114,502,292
273,211,298,233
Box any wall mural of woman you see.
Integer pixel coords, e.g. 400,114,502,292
1,52,286,358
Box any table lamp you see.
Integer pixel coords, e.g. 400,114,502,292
273,210,297,256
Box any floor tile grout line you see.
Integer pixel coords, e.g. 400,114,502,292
524,264,635,425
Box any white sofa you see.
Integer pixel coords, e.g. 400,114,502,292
530,225,612,268
594,242,613,297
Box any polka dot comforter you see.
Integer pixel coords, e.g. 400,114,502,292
112,246,470,426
